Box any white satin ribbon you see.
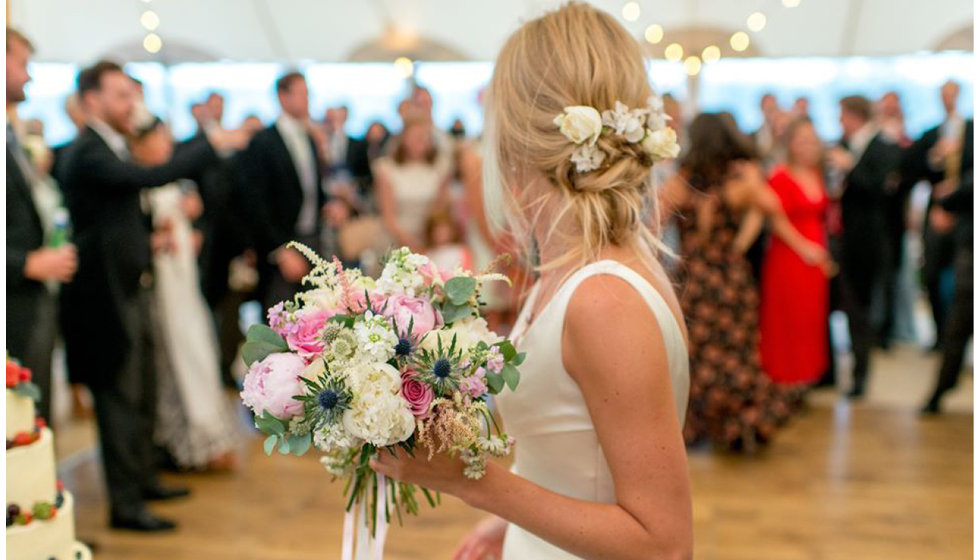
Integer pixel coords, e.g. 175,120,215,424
341,474,390,560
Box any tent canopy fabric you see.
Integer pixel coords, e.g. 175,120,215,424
10,0,974,64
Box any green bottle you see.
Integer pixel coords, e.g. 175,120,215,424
49,208,70,248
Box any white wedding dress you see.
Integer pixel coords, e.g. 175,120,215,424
494,260,690,559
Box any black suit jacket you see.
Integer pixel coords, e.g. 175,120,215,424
59,126,217,386
240,124,324,288
840,133,902,296
905,119,974,189
6,144,48,360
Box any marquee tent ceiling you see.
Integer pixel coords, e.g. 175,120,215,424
9,0,974,63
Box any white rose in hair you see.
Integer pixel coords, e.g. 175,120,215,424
554,106,603,146
641,127,681,161
601,101,647,143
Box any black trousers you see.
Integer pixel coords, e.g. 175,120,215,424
923,225,955,345
20,291,58,423
927,249,974,405
842,268,877,392
90,287,160,516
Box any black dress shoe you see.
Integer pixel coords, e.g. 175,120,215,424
142,484,191,501
846,386,866,400
110,509,177,532
920,398,941,416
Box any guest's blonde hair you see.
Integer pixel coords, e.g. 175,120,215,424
483,2,666,277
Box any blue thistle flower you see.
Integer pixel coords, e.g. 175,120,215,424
395,338,413,357
433,358,452,379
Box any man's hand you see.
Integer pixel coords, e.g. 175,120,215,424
276,247,311,283
24,245,78,283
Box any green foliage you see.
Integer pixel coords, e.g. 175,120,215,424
242,324,289,365
254,411,288,435
444,277,477,305
501,364,521,391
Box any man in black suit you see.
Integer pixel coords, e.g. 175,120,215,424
60,60,239,531
828,95,901,399
6,28,78,423
241,71,323,311
902,81,973,350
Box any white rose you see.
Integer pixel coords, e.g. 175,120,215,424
641,127,681,160
420,317,503,354
554,106,603,146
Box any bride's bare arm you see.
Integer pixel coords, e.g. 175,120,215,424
372,275,693,560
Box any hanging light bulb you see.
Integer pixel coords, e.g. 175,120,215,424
683,56,702,76
622,2,641,22
664,43,684,62
747,12,767,32
140,10,159,31
730,31,750,52
782,0,801,6
644,24,664,44
143,33,162,54
701,45,721,63
394,57,414,78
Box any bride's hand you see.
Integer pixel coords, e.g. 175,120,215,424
453,516,507,560
369,446,475,498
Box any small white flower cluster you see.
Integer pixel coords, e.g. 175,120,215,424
354,312,399,364
553,94,680,173
378,248,432,297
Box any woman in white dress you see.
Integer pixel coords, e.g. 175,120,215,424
371,5,692,559
374,118,451,252
130,117,240,471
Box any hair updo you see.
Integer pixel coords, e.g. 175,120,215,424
484,2,666,273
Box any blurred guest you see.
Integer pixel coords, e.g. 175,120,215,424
60,60,238,531
792,96,810,118
425,211,472,272
6,28,77,423
751,92,782,169
52,93,87,185
660,113,827,450
204,91,224,127
759,118,831,386
449,118,466,139
375,118,451,252
877,92,911,147
365,120,390,162
922,173,973,414
130,115,240,471
904,80,973,350
240,71,322,312
323,105,351,172
827,96,901,398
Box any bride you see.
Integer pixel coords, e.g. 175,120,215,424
370,4,692,559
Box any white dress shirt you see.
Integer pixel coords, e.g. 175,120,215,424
847,122,877,163
276,114,318,237
89,118,129,160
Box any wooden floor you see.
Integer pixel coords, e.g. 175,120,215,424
54,345,972,560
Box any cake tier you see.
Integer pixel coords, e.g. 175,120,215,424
6,491,91,560
6,388,35,439
6,427,56,508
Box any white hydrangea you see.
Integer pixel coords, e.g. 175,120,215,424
345,361,402,395
353,312,398,364
342,365,415,447
378,248,431,297
420,317,503,354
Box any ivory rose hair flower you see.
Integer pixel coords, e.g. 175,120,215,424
641,126,681,160
553,106,603,146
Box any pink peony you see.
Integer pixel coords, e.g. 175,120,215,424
384,294,442,337
459,367,488,398
347,289,389,315
419,261,454,286
284,308,330,362
240,353,307,419
400,371,434,417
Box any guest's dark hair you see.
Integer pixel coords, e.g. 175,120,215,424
6,28,34,53
392,119,437,165
839,95,872,122
77,60,124,95
680,112,756,192
276,71,305,94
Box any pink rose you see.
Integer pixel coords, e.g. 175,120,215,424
400,371,434,417
384,294,442,337
420,261,453,286
284,308,331,362
459,367,488,398
240,353,307,419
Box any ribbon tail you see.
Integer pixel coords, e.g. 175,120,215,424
373,474,390,560
355,496,372,560
341,504,356,560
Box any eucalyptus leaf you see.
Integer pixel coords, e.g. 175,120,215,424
246,323,288,348
290,433,312,456
263,434,278,456
512,352,527,367
496,341,517,362
486,371,505,394
242,340,288,366
445,277,477,306
502,364,521,391
440,302,472,325
254,412,287,436
278,436,290,454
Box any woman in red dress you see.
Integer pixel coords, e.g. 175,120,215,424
759,118,831,385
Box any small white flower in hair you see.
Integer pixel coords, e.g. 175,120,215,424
553,106,603,146
601,100,648,143
646,94,672,132
640,126,681,161
570,143,606,173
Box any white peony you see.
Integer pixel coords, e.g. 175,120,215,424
346,361,402,395
420,317,503,354
601,100,648,143
553,106,603,146
640,126,681,161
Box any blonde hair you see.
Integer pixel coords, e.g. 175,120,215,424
483,2,666,279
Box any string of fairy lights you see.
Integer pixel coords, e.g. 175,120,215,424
621,0,804,76
139,0,163,54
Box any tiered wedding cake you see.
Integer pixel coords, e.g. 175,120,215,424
6,358,91,560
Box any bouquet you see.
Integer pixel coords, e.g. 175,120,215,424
239,245,523,557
